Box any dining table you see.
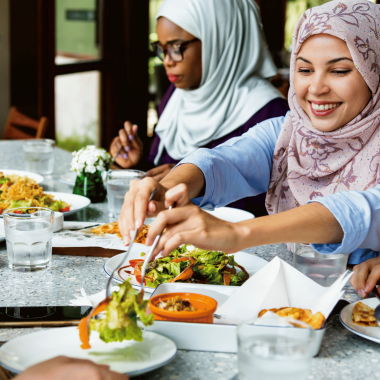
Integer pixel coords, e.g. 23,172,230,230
0,140,379,380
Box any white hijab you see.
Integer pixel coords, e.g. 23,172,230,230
154,0,282,165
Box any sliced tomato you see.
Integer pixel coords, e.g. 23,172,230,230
129,259,144,268
0,209,3,215
135,274,154,285
78,297,111,350
169,257,195,283
12,210,24,214
172,257,191,263
133,261,144,277
59,206,70,212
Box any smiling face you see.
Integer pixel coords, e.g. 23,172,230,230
156,17,202,90
294,34,372,132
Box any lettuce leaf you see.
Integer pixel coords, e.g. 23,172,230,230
89,280,154,344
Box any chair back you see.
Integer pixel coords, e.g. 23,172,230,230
2,107,49,140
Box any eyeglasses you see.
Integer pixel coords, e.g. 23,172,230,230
151,38,200,63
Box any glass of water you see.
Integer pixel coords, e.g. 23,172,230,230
4,208,54,272
106,170,145,219
237,316,315,380
293,243,348,287
23,139,55,175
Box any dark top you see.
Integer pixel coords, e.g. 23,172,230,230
147,84,290,217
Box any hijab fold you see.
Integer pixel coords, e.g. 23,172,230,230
266,0,380,215
154,0,282,165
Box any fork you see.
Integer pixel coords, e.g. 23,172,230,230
86,188,158,328
138,205,173,299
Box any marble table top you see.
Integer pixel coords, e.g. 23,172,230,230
0,140,378,380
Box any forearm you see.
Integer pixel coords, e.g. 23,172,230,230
160,163,205,199
237,202,344,249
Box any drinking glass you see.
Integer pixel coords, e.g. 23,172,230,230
237,316,315,380
23,139,55,175
106,170,145,218
4,208,54,272
293,243,348,287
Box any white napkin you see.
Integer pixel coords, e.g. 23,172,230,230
69,286,120,307
216,256,352,324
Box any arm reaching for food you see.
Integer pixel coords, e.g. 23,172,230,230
351,257,380,298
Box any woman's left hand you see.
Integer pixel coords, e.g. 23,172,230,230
146,164,176,182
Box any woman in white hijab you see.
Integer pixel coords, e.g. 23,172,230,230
110,0,288,216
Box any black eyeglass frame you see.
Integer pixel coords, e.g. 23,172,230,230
151,38,200,62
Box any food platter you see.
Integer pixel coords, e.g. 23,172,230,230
0,169,44,184
0,327,177,376
340,298,380,344
104,247,268,293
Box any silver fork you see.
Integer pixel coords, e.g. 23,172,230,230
86,188,158,328
138,205,173,300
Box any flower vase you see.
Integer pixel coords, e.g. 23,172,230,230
73,170,107,203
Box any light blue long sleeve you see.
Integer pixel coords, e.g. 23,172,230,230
178,114,380,265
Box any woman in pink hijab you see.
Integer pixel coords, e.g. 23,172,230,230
118,0,380,296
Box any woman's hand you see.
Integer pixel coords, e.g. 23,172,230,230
110,122,143,168
14,356,128,380
118,177,168,245
146,164,176,181
351,257,380,298
145,184,243,258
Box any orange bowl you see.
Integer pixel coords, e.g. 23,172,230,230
149,292,218,324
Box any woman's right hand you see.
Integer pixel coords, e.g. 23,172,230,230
351,257,380,298
110,121,143,168
118,177,168,245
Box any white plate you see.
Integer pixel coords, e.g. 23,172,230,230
0,327,176,376
0,169,44,184
59,171,77,185
340,298,380,344
45,192,91,216
104,248,268,293
205,207,255,222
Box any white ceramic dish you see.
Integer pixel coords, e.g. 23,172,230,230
146,282,325,356
0,169,44,184
0,328,176,376
340,298,380,344
104,249,268,293
205,207,255,222
45,192,91,216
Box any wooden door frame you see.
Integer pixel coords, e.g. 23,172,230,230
11,0,149,151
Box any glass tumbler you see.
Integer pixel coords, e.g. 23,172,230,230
106,170,145,219
4,208,54,272
237,316,315,380
23,139,55,175
293,243,348,287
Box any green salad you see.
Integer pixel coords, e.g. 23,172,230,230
89,281,154,344
128,245,249,288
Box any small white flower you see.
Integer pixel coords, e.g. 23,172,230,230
70,145,112,173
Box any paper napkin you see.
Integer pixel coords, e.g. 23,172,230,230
216,256,352,324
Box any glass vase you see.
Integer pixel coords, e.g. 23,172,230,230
73,170,107,203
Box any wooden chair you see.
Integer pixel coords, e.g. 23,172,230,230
2,107,49,140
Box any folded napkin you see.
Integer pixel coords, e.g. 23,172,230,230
216,256,352,324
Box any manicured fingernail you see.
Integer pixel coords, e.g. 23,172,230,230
125,146,130,152
123,153,128,159
128,134,134,141
130,230,135,240
358,289,366,298
135,219,142,229
123,236,129,245
145,237,152,246
365,285,371,293
149,203,156,213
119,153,123,158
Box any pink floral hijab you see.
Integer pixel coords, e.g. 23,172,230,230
266,0,380,215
